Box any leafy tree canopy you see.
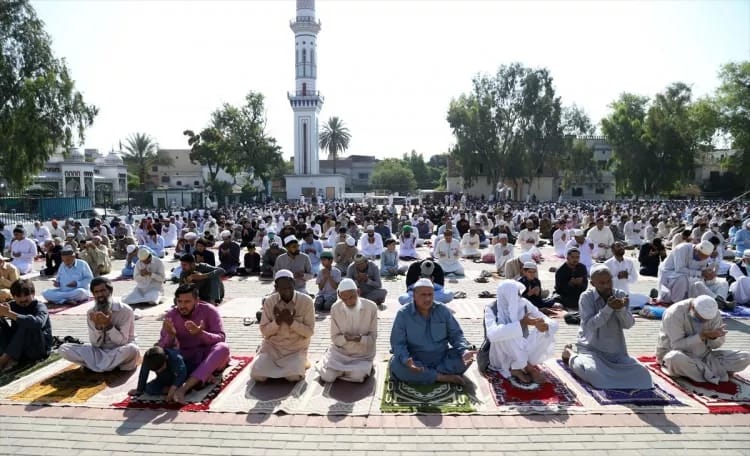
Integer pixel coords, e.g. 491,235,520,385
370,158,417,193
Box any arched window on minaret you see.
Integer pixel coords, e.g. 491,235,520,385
302,49,307,77
296,50,301,77
311,49,316,78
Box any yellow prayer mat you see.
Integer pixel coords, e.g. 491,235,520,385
9,365,133,404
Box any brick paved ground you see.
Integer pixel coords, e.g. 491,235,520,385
1,244,749,455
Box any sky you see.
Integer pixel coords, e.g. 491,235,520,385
31,0,750,161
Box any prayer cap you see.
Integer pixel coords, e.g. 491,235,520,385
353,253,367,264
338,278,357,292
519,253,532,263
743,249,750,259
345,236,356,247
184,232,198,241
274,269,294,281
220,230,231,239
126,244,137,254
413,278,433,289
497,233,508,239
589,263,611,277
284,235,298,246
573,229,584,237
320,251,333,259
693,295,718,320
366,225,375,231
420,260,435,277
566,246,580,255
403,225,412,232
697,240,715,256
522,261,537,270
137,247,152,261
61,245,75,255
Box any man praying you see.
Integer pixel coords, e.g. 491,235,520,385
316,279,377,383
0,280,52,372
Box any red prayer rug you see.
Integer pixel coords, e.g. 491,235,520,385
639,355,750,414
46,298,94,315
112,355,252,412
485,365,580,410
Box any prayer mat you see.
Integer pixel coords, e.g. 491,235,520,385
112,355,252,412
379,367,476,413
0,353,61,388
720,305,750,319
9,364,133,404
640,356,750,414
46,297,94,315
485,365,580,411
557,360,682,406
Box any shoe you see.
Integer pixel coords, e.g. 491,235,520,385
649,288,659,299
716,296,735,312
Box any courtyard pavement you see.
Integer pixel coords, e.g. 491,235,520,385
1,242,749,455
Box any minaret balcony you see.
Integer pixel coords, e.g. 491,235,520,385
290,17,321,33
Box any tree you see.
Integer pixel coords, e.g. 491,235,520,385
186,91,283,194
402,150,431,188
122,132,170,191
447,63,563,198
601,93,651,195
370,158,417,193
319,116,351,174
0,0,98,189
715,61,750,187
558,106,600,190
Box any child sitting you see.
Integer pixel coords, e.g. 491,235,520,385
128,346,187,403
314,251,341,312
238,243,261,276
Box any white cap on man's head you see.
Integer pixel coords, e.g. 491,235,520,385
697,240,715,256
220,230,232,239
137,247,152,261
743,249,750,259
284,235,298,245
126,244,137,254
366,225,374,231
274,269,294,281
345,236,356,247
414,278,433,289
185,232,197,241
693,295,719,320
522,261,537,270
338,278,358,292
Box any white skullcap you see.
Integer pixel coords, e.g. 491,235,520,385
126,244,137,254
522,261,537,270
497,233,508,239
573,229,584,237
220,230,231,238
519,253,533,264
283,235,298,245
345,236,356,247
693,295,718,320
137,247,152,261
413,278,433,289
259,223,266,229
184,232,197,240
589,263,611,276
366,225,375,231
697,240,715,256
338,278,358,292
274,269,294,281
743,249,750,259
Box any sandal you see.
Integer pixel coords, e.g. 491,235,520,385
453,291,467,299
474,277,489,283
478,291,496,299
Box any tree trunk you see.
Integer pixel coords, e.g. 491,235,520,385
333,151,337,174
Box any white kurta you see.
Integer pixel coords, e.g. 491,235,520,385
552,229,569,258
58,300,140,372
588,227,615,259
729,262,750,305
162,224,178,247
317,298,378,382
358,234,383,258
485,281,558,378
460,233,481,257
493,243,514,273
516,229,539,252
434,238,463,275
565,238,594,270
121,256,165,304
604,257,638,294
10,238,36,274
624,221,644,246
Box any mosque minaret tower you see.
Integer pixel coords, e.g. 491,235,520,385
284,0,344,200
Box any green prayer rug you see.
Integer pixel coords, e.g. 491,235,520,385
380,368,476,413
0,353,61,388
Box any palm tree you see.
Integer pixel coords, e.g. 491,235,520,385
122,133,170,191
319,116,351,174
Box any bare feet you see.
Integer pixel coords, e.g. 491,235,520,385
510,369,531,384
526,365,547,384
172,387,187,404
436,374,466,385
561,344,574,366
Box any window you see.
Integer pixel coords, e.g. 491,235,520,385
161,176,170,183
194,181,201,187
595,187,605,194
358,173,369,180
152,166,158,172
176,180,182,186
572,187,583,197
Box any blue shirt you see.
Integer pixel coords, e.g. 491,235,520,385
56,259,93,291
136,347,188,391
734,228,750,256
300,240,323,266
390,301,469,367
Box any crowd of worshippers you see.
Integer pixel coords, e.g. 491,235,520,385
0,198,749,396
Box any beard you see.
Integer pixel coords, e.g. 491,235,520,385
95,296,112,313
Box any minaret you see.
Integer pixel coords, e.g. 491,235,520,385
288,0,323,175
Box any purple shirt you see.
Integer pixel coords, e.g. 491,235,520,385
158,301,226,367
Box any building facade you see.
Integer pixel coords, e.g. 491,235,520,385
318,155,379,192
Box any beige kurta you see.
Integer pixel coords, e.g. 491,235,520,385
317,298,378,382
0,262,20,302
251,291,315,379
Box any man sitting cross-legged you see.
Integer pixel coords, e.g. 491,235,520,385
59,277,140,372
562,265,653,390
485,280,558,384
656,295,750,385
316,279,378,383
0,279,52,372
251,270,315,382
121,247,165,306
158,284,230,404
389,278,476,385
42,245,93,306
